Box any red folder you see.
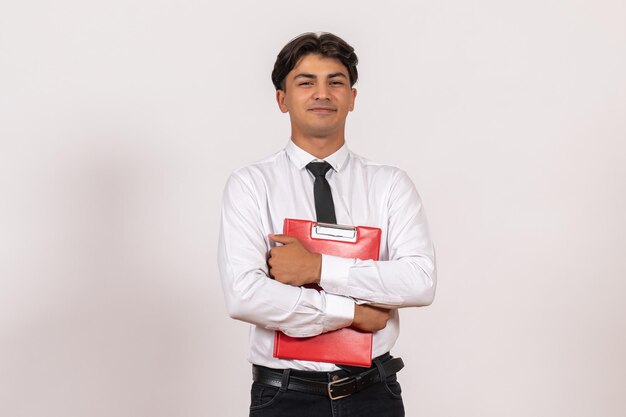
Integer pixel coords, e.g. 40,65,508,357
273,218,382,367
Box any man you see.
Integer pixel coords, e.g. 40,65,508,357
218,32,436,417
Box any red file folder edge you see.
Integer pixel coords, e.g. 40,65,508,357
273,218,381,367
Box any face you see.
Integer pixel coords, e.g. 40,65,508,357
276,53,357,141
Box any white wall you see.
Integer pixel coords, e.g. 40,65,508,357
1,1,625,416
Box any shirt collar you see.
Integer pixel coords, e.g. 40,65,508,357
285,139,350,172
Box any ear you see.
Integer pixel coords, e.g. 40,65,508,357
276,89,288,113
349,88,357,112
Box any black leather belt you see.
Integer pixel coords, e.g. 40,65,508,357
252,357,404,400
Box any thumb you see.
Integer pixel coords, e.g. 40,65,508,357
268,234,298,245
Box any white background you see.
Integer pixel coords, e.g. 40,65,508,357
1,1,625,416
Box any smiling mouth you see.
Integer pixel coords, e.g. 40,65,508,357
309,108,336,113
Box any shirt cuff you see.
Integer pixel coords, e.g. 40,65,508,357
319,254,355,293
322,294,354,332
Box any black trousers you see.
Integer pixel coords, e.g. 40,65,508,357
249,355,405,417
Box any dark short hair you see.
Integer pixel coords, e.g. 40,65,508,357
271,32,359,91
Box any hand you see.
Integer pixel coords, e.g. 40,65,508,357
352,305,390,332
267,234,322,286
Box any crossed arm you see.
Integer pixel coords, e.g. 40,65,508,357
267,233,391,332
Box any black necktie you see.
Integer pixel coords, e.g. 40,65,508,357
306,161,337,224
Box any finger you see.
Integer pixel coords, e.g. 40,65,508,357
269,246,284,258
268,234,298,244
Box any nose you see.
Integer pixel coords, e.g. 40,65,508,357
314,83,330,100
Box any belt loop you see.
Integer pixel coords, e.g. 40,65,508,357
279,369,291,392
373,357,386,382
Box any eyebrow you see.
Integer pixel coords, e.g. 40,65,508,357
293,72,348,80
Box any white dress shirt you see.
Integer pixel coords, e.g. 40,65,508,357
218,140,436,371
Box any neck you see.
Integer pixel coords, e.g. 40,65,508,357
291,132,345,159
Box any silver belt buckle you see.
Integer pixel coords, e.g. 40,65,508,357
327,377,352,400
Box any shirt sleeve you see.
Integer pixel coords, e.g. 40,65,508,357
318,170,437,308
218,172,354,337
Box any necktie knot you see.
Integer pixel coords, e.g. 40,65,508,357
306,161,333,178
